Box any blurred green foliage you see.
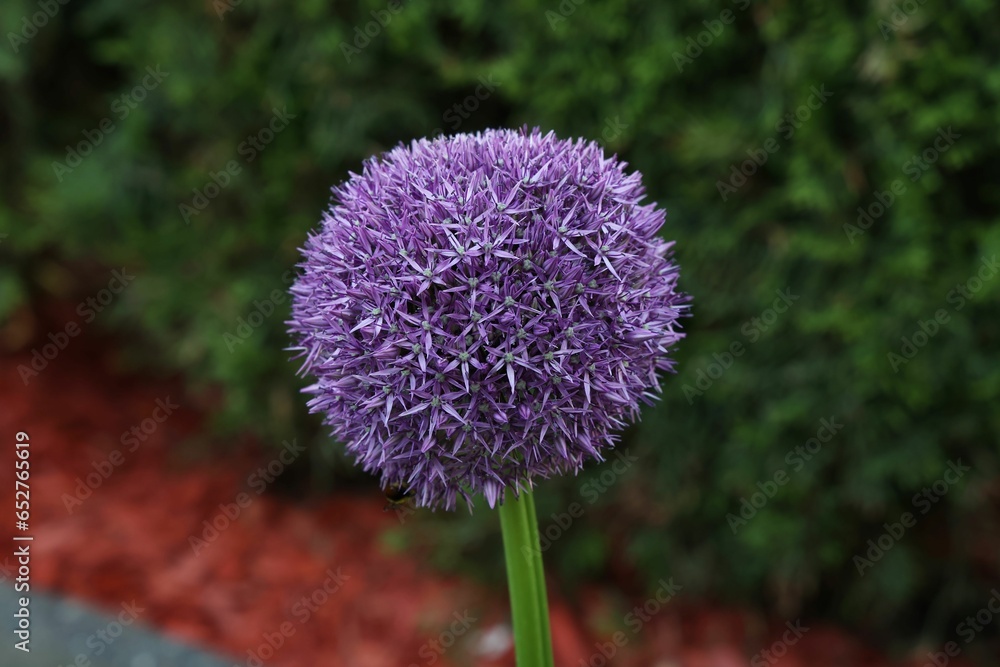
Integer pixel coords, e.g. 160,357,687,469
2,0,999,652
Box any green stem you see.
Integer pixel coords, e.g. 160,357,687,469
521,491,553,663
499,488,554,667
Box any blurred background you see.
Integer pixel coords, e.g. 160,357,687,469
1,0,999,665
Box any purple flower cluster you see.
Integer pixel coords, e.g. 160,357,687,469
289,128,688,511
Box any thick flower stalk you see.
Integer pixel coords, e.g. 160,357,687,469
289,127,688,511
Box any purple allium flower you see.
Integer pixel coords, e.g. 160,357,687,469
289,128,688,511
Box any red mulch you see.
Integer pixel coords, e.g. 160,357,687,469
0,310,960,666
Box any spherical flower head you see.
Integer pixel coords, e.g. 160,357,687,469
289,128,688,511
